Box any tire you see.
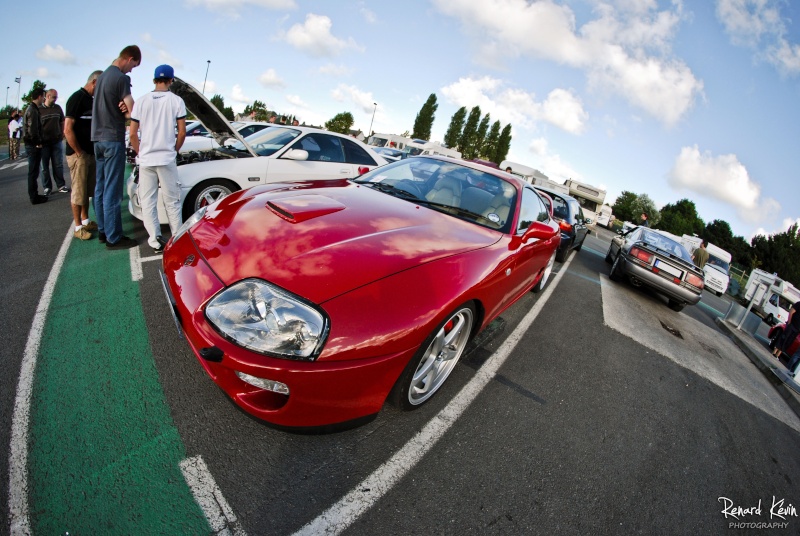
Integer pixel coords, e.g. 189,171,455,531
769,329,783,351
766,314,775,326
533,251,556,293
668,300,685,312
389,302,475,410
183,179,239,220
555,243,569,263
609,254,623,282
605,245,613,264
715,291,722,297
574,237,584,252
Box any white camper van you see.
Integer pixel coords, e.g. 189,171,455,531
680,236,733,296
367,133,414,151
743,269,800,325
405,139,462,159
500,161,568,194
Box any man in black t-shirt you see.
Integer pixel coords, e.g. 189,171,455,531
65,70,103,240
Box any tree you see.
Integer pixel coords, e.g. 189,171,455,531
21,80,47,107
0,105,15,119
443,106,466,149
631,194,660,227
494,124,512,164
411,93,437,141
750,224,800,286
243,100,269,121
474,113,490,158
458,106,482,159
325,111,354,134
656,198,704,236
611,191,638,223
210,94,234,121
481,120,501,161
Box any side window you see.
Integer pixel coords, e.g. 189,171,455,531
770,294,779,306
517,188,548,233
294,134,345,163
342,138,379,166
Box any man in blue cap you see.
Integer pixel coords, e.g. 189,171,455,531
128,64,187,253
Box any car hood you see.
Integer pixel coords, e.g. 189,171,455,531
170,77,258,157
190,181,502,303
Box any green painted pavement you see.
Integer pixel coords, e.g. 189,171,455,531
27,172,210,534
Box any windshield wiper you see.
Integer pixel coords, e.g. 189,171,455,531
414,199,488,222
363,181,421,200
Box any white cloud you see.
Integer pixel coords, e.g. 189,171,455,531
186,0,296,19
36,45,76,65
230,84,252,104
331,84,376,114
283,14,362,57
258,68,285,88
360,2,377,23
526,137,584,184
716,0,800,75
432,0,703,126
441,76,588,134
752,217,800,240
285,94,308,108
318,63,353,77
668,145,780,223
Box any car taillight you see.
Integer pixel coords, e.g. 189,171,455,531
357,166,370,175
558,220,572,232
629,247,654,264
686,273,704,289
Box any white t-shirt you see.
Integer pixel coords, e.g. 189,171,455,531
8,118,21,138
130,90,186,167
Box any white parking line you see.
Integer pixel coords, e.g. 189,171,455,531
292,254,575,536
180,456,247,536
8,225,73,536
131,246,164,281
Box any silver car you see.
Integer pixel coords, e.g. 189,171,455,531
606,227,705,311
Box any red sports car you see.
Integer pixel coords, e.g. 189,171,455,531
161,156,561,430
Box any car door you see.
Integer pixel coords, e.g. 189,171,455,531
267,133,355,182
572,201,589,245
507,187,556,299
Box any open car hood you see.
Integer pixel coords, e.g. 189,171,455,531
170,77,258,157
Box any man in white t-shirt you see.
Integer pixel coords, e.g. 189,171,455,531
128,64,186,252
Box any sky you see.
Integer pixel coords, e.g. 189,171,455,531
3,0,800,240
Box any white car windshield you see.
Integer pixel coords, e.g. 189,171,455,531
230,126,301,156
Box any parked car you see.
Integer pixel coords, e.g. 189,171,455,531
185,121,209,137
127,77,387,221
370,146,406,162
180,121,270,154
605,227,704,311
533,186,589,262
160,156,561,429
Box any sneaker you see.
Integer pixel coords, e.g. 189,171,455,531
74,227,92,240
84,221,98,232
152,244,164,254
156,235,169,248
31,195,48,205
98,232,106,243
106,236,137,250
58,186,71,193
43,188,51,196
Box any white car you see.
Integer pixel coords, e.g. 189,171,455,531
180,121,270,154
127,78,388,221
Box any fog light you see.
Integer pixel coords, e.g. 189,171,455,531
235,371,290,395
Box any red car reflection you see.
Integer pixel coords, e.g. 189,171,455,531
162,156,561,430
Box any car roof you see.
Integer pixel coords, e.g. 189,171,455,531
533,185,580,204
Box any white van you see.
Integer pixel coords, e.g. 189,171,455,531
743,269,800,325
680,236,732,296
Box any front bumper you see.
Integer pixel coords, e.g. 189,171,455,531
161,232,411,428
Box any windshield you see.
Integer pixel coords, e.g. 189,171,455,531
355,157,518,232
639,229,693,263
706,255,730,274
368,137,388,147
230,126,301,156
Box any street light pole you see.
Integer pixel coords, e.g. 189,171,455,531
368,102,377,139
203,60,211,95
5,87,8,113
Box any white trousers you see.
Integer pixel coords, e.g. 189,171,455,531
139,163,182,248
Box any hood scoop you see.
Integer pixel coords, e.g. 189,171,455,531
267,195,346,223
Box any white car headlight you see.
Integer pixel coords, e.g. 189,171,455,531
205,278,328,360
173,206,207,242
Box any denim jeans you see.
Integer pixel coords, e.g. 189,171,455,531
25,144,42,201
94,141,126,244
41,140,66,190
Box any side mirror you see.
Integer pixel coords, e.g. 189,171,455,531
521,221,559,243
283,149,309,161
584,218,593,225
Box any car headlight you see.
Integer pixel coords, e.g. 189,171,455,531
173,206,207,242
205,278,328,360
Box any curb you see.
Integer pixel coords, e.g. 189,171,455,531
715,317,800,420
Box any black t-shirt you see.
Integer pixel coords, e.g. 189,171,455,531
65,87,94,156
791,301,800,329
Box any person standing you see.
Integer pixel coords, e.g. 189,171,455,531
23,88,48,205
65,71,102,240
773,301,800,360
7,111,21,160
92,45,141,249
639,212,650,227
692,240,709,269
128,64,186,253
40,89,70,195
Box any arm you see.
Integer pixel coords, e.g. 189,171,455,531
64,117,82,155
175,117,186,152
129,120,140,154
121,94,134,120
